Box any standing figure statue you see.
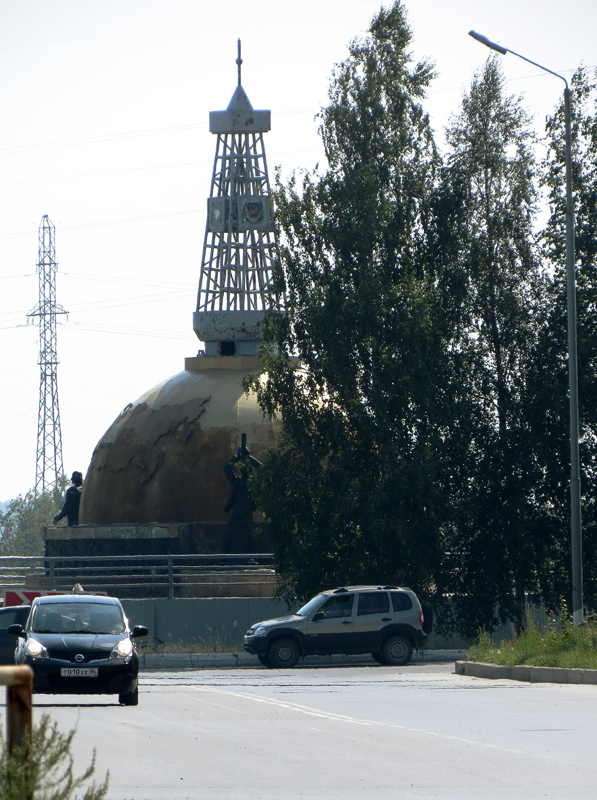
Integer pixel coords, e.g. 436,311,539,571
222,434,262,553
53,471,83,526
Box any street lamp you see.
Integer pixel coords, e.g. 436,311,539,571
469,31,583,625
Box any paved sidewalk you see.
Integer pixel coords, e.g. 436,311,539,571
138,648,467,670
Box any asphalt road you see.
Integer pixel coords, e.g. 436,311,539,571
28,663,597,800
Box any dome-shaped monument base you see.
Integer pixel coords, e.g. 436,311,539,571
79,356,277,553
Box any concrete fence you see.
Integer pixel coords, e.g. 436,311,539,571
121,597,292,648
120,597,469,650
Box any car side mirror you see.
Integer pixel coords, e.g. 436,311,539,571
131,625,149,638
7,624,25,638
312,612,324,622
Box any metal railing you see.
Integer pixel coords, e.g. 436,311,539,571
0,554,275,600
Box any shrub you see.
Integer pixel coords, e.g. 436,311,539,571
0,714,109,800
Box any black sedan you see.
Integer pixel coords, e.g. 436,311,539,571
8,594,148,705
0,605,30,664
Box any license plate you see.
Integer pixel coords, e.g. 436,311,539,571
60,667,98,678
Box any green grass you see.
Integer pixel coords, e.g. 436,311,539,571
137,624,243,654
140,639,243,654
468,616,597,669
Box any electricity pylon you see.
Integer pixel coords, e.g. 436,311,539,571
27,215,67,494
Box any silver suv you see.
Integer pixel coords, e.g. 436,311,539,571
244,585,432,668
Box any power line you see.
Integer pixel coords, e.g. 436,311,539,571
0,159,208,187
0,107,317,156
0,208,204,240
0,270,193,288
63,271,194,288
0,122,208,155
66,288,193,313
69,322,191,340
0,287,194,323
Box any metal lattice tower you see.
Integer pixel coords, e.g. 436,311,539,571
27,215,67,494
193,41,281,357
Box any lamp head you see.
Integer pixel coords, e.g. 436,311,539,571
468,30,508,55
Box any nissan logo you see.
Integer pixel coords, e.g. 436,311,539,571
75,654,85,663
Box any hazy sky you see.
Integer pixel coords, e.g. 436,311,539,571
1,0,595,502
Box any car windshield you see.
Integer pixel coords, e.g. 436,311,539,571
295,594,327,617
31,602,126,635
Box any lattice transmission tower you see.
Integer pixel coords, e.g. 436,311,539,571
27,215,67,494
193,40,281,357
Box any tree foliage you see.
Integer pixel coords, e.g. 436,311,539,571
439,58,558,634
246,4,597,636
248,2,449,601
0,479,67,556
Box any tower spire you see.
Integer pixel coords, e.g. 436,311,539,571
236,38,242,86
193,44,281,357
27,216,67,494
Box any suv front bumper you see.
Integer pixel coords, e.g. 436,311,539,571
243,635,269,656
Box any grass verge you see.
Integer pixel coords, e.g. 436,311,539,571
468,616,597,669
138,626,243,654
139,640,243,654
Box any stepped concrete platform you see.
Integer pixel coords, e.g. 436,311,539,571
178,568,278,598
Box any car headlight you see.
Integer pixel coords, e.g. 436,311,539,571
251,625,267,637
110,638,134,660
25,639,48,659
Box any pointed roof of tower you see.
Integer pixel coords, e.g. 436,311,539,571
209,86,270,134
227,84,253,113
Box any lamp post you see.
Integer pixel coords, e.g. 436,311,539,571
469,31,583,625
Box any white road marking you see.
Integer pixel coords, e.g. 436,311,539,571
189,684,589,768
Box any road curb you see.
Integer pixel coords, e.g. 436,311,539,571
454,660,597,685
139,649,467,671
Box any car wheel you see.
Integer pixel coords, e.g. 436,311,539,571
267,638,300,669
371,652,387,665
257,654,273,668
119,687,139,706
381,635,413,666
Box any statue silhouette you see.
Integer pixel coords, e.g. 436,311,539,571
222,434,262,553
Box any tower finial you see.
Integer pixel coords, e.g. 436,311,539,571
236,38,242,86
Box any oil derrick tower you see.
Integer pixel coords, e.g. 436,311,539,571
193,40,281,356
27,215,67,494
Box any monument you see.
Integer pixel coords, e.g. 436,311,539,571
46,43,281,560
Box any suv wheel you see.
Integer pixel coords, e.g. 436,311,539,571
268,638,300,669
371,652,387,665
258,654,273,668
382,635,413,666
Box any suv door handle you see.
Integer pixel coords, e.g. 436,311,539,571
381,617,392,621
342,620,351,625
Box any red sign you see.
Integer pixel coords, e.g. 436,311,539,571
4,589,107,607
4,590,65,606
